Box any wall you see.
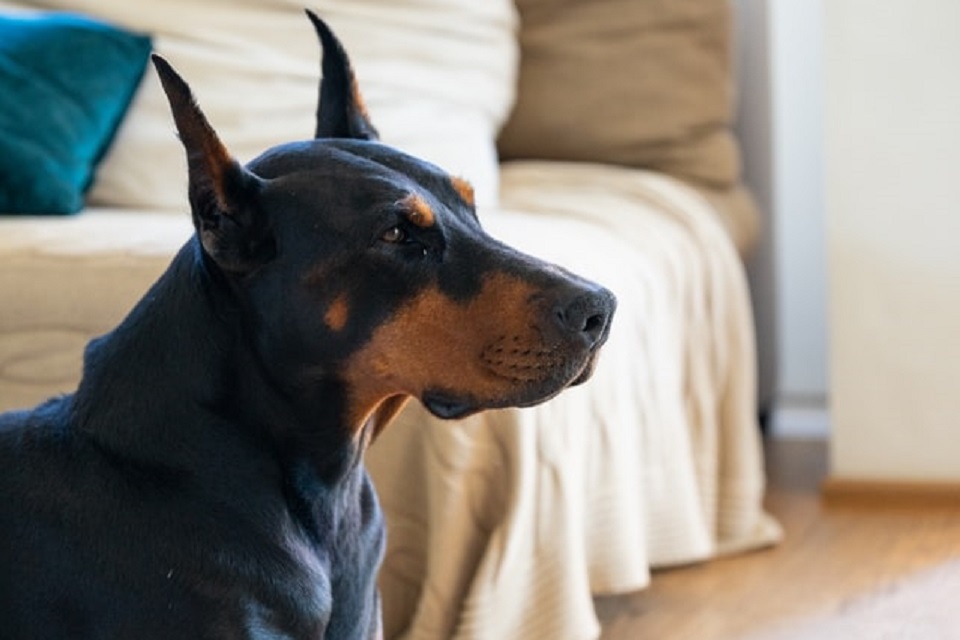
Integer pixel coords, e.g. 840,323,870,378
733,0,777,421
734,0,829,437
768,0,827,404
825,0,960,480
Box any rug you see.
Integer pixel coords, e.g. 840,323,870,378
746,557,960,640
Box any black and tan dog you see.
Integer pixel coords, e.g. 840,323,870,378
0,11,615,639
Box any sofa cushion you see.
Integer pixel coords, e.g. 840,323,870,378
498,0,739,189
3,0,518,212
0,10,151,214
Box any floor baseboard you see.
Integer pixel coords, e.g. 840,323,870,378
822,477,960,507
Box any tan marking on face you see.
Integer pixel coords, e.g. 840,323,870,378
340,273,557,432
368,395,410,442
353,394,408,451
324,294,350,332
450,176,475,207
401,194,435,228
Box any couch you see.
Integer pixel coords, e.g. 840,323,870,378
0,1,780,638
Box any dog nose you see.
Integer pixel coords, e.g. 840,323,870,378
554,288,616,349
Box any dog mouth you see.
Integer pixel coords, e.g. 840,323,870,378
569,348,601,386
421,392,479,420
420,347,602,421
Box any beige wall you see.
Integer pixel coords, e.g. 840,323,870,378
825,1,960,480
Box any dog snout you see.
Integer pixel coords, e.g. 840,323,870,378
553,286,616,350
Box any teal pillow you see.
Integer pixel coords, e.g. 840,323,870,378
0,12,151,214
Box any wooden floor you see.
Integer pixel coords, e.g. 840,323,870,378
595,438,960,640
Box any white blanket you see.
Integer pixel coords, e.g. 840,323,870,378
367,161,782,640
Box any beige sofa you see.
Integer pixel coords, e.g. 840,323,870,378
0,1,780,639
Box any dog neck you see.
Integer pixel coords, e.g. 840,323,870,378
71,239,371,490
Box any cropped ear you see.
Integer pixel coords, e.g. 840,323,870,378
306,10,379,141
152,54,274,274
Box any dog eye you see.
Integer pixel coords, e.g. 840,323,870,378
380,226,406,244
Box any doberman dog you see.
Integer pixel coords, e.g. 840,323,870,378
0,11,615,639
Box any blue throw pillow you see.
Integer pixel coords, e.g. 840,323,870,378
0,12,151,214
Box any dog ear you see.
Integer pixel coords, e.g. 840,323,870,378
306,10,379,141
152,54,274,274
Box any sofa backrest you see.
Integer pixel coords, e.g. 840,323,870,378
3,0,519,212
498,0,740,190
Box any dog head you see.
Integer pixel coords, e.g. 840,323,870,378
153,11,616,438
